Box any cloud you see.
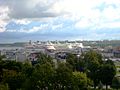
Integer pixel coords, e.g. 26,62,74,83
0,6,9,32
54,0,120,29
0,0,120,42
0,20,7,32
52,24,63,30
22,24,49,33
98,22,120,29
6,21,64,33
102,5,120,21
1,0,120,29
0,0,62,19
75,18,92,29
6,23,49,33
0,0,64,32
13,19,31,25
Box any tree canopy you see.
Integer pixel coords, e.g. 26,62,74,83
0,51,117,90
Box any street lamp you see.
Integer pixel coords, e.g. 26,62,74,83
15,49,18,62
76,54,80,71
77,54,80,60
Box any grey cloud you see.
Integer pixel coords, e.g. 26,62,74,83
0,0,62,19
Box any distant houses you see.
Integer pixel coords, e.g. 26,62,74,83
0,40,120,62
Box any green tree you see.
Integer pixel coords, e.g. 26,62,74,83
87,61,100,89
23,63,55,90
54,62,73,89
84,50,103,66
37,52,52,63
0,83,9,90
0,55,27,90
3,60,23,72
66,53,85,72
22,62,34,77
0,55,6,83
37,52,54,67
0,60,4,83
3,72,26,90
83,51,102,89
72,72,88,90
105,59,115,66
99,63,116,90
0,55,5,61
111,76,120,90
66,53,77,71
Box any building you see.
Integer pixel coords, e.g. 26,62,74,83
113,50,120,58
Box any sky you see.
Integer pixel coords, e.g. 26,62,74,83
0,0,120,43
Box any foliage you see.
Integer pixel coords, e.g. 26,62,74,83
66,53,77,71
2,60,23,72
23,63,55,90
99,62,116,90
0,83,9,90
0,51,118,90
21,62,33,77
37,52,54,66
66,53,85,72
3,72,26,90
83,51,102,89
111,76,120,90
72,72,88,90
54,62,73,89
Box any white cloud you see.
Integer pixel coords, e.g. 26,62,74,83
75,18,92,29
52,0,120,29
0,20,7,32
25,24,49,33
99,22,120,29
6,23,49,33
1,0,120,33
102,6,120,21
52,24,63,30
0,6,9,32
13,19,31,25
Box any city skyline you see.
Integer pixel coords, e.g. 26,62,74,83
0,0,120,43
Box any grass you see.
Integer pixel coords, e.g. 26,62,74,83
116,66,120,68
114,61,120,76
